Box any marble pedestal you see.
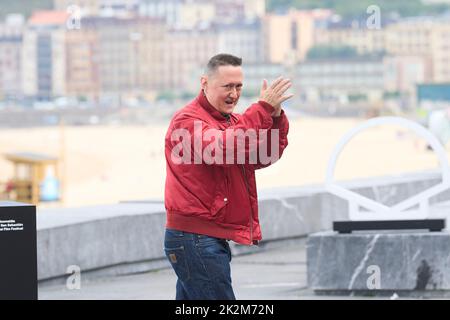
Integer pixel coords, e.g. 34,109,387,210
307,231,450,296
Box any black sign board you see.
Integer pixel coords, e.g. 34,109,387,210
0,202,37,300
334,219,445,233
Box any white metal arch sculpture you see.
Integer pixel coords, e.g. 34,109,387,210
325,117,450,221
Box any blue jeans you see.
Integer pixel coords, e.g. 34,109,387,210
164,228,236,300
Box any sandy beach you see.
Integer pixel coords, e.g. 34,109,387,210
0,116,448,208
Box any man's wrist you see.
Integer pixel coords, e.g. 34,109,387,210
258,100,275,114
272,106,282,117
272,108,285,120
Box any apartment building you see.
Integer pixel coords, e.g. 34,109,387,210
386,17,450,82
296,58,385,103
163,28,218,92
315,19,386,55
262,9,333,64
215,20,263,64
54,0,140,16
0,15,24,100
65,17,100,101
22,11,68,100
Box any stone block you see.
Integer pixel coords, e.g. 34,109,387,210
307,231,450,293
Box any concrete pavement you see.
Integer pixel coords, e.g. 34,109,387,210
39,199,450,302
39,238,312,300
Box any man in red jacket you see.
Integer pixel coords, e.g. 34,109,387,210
164,53,291,300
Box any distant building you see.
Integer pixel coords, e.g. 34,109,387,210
386,17,450,82
177,2,215,29
164,17,265,93
65,15,166,103
315,16,450,88
95,17,139,102
65,18,100,101
383,56,427,93
295,54,428,107
139,0,265,28
23,11,68,100
98,0,140,11
215,20,263,64
314,18,387,55
54,0,100,16
139,0,214,29
212,0,265,23
242,63,286,96
139,0,183,26
54,0,140,17
242,0,266,21
296,58,385,103
0,15,24,100
262,9,333,64
132,16,167,96
163,28,218,92
430,22,450,83
95,17,122,97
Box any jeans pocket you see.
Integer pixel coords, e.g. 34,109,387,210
164,244,190,281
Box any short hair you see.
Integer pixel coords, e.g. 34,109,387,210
206,53,242,76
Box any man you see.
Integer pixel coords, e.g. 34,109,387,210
164,53,292,300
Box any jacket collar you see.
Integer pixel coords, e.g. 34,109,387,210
197,90,231,122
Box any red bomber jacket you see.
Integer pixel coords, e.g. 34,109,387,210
164,91,289,245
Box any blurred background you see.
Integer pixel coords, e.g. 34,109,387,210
0,0,449,208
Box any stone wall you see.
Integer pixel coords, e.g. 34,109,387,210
37,171,450,284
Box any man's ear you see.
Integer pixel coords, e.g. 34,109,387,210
200,75,207,92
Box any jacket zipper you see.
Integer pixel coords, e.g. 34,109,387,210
226,116,254,245
241,165,254,245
